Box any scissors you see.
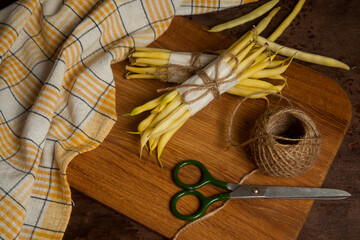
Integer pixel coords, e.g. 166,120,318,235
170,160,351,221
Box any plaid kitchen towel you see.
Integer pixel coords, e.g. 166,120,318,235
0,0,257,239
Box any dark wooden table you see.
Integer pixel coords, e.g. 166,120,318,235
1,1,359,239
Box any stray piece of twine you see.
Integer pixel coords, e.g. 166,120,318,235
172,168,258,240
158,53,239,105
227,92,293,148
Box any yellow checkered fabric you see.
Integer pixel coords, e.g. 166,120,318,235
0,0,257,238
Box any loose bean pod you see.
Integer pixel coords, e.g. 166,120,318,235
254,7,280,35
256,36,350,70
204,0,279,32
268,0,306,41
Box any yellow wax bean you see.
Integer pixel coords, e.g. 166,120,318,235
157,124,181,161
157,111,191,160
126,65,160,74
151,103,167,113
148,138,156,152
131,51,171,60
229,42,255,68
233,85,280,93
234,46,267,76
251,63,289,78
216,6,279,56
135,47,171,52
227,82,284,98
237,61,269,82
232,50,267,72
205,0,279,32
256,36,350,70
133,58,169,66
138,101,169,133
150,94,182,128
227,31,254,57
126,73,164,79
247,47,276,63
140,128,152,155
160,90,179,105
253,52,270,64
266,60,285,68
138,111,157,132
237,78,277,89
267,74,286,81
268,0,306,41
127,94,164,116
227,42,255,70
131,63,150,67
235,79,286,95
226,87,266,98
219,35,247,59
150,110,191,140
149,104,188,138
148,137,160,158
276,83,286,91
254,7,281,35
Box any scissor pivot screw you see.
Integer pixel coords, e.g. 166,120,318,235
251,187,259,194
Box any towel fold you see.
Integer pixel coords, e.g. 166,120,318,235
0,0,256,238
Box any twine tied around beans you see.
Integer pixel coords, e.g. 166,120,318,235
148,52,204,81
158,53,241,105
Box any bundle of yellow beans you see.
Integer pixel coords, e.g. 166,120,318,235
125,6,290,102
126,47,288,99
126,0,349,76
125,0,350,167
127,30,291,167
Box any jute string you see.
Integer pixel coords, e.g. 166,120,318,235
149,52,203,81
172,168,258,240
227,93,293,147
172,93,321,239
228,93,321,177
158,53,239,105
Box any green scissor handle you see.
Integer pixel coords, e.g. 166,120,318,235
171,190,230,221
171,160,231,221
173,160,229,190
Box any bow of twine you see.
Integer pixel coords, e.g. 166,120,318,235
158,53,240,105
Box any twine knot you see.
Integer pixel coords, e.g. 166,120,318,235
195,69,221,99
158,53,239,105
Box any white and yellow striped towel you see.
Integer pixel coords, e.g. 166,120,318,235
0,0,257,238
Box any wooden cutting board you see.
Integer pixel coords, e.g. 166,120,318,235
67,16,352,239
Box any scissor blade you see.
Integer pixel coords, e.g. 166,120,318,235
265,187,351,200
230,185,351,200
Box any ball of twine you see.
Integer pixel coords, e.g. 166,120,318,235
249,106,321,177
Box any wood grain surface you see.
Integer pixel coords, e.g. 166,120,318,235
66,16,351,239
